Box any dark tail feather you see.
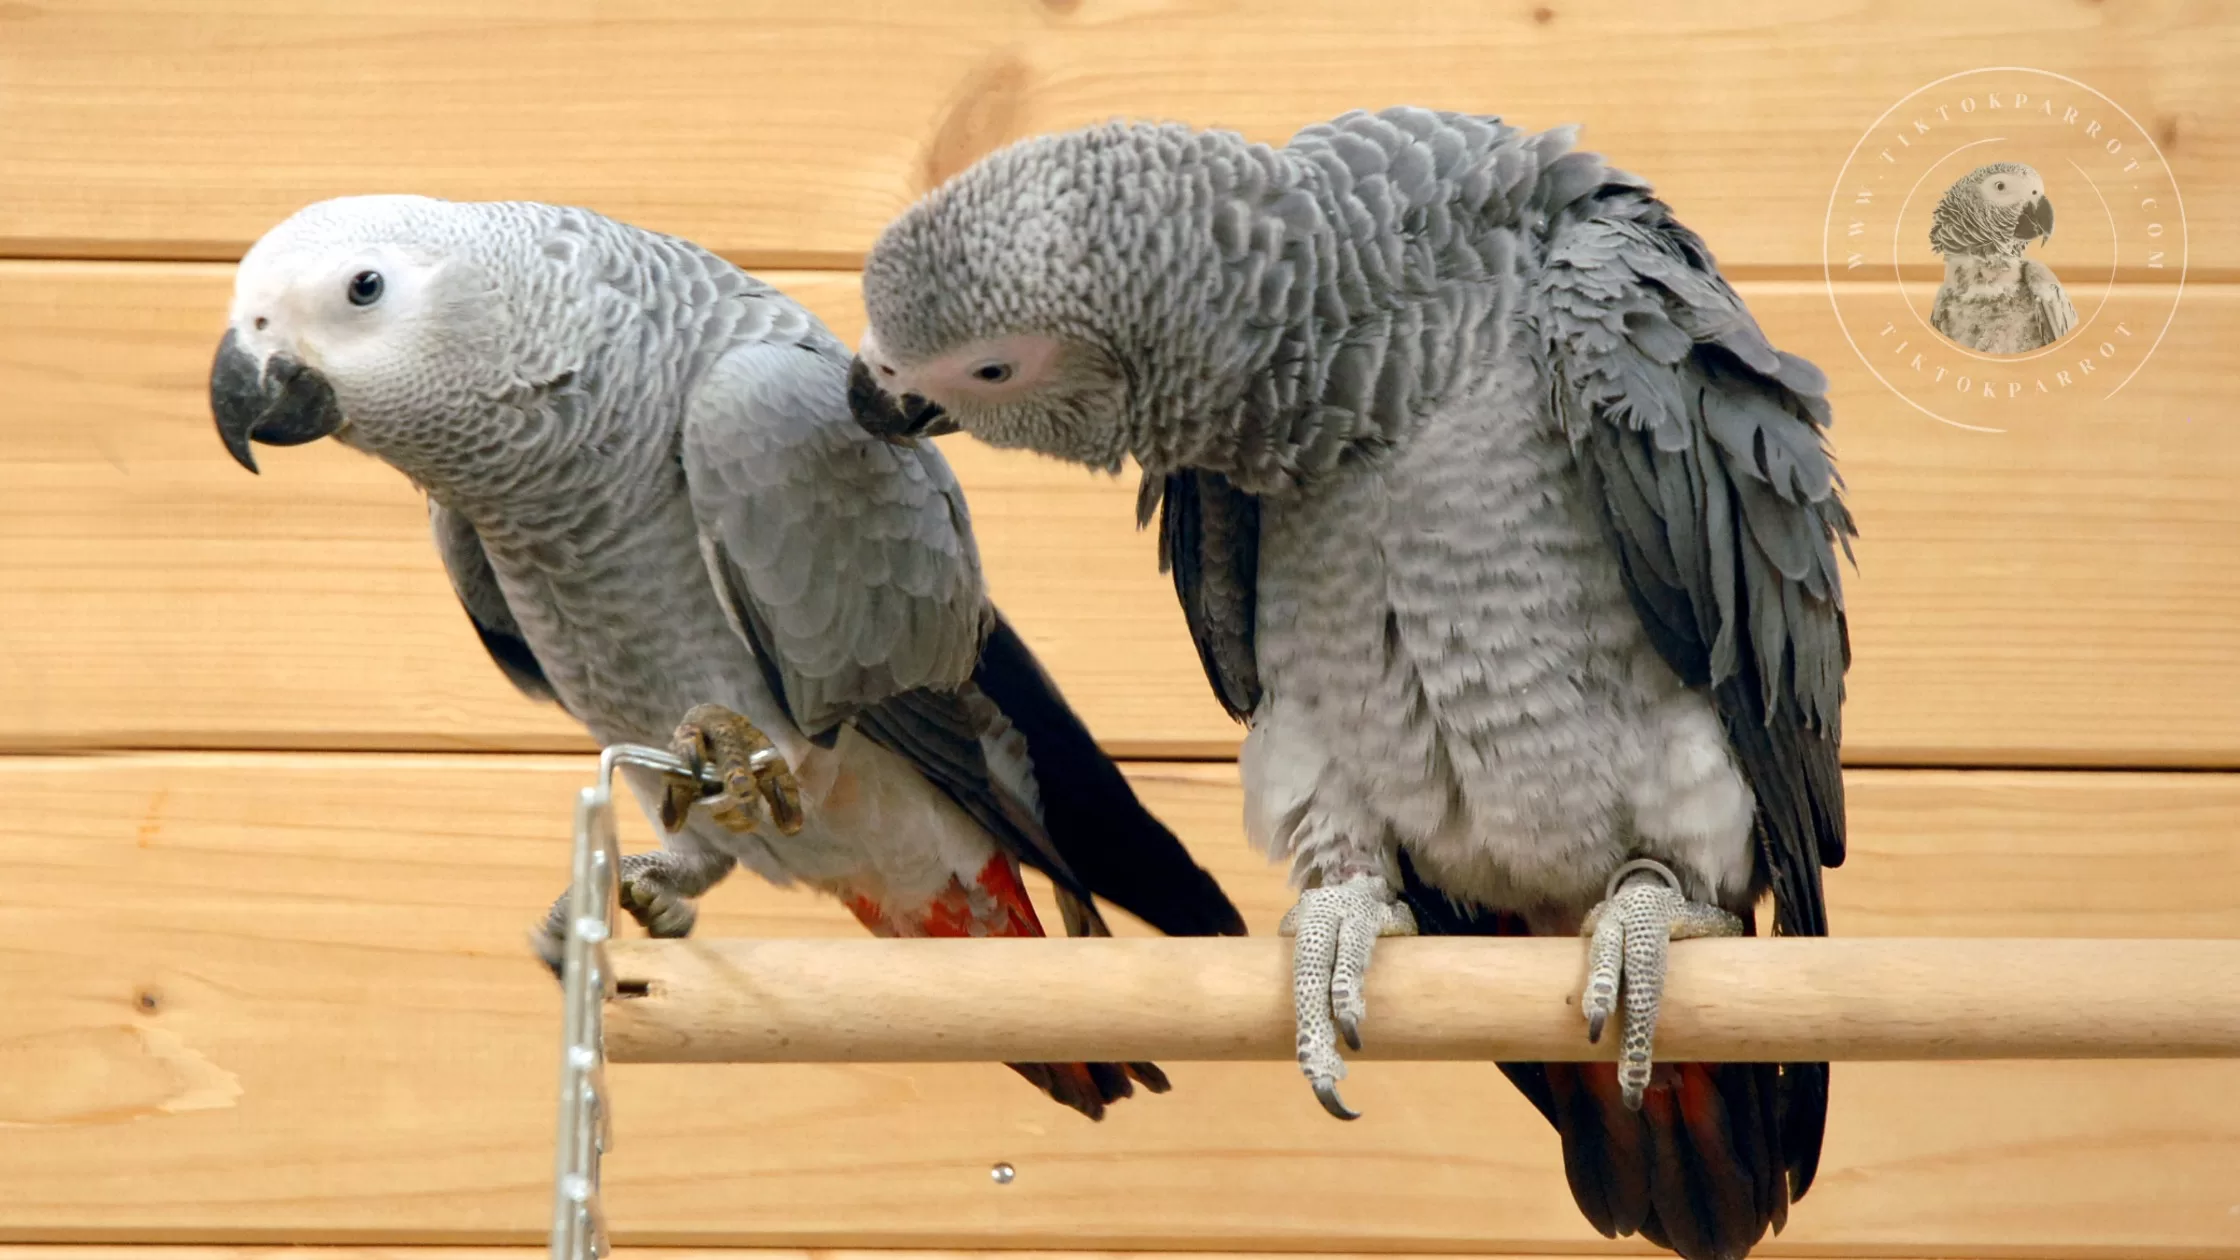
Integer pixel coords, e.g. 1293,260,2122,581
1035,886,1172,1110
1396,849,1802,1260
1519,1059,1787,1260
1007,1060,1171,1121
1779,1060,1828,1202
1539,1061,1653,1239
972,609,1246,937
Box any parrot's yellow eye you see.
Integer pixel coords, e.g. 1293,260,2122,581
347,270,385,307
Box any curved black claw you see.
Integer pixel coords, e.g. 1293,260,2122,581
1314,1081,1361,1122
1338,1016,1363,1053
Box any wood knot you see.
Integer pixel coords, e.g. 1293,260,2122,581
921,57,1032,191
1041,0,1081,12
2156,114,2180,151
1531,5,1556,23
134,988,162,1014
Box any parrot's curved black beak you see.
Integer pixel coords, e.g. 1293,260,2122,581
210,328,344,474
846,356,955,445
2014,194,2055,244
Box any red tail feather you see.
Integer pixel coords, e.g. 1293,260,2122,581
836,853,1165,1120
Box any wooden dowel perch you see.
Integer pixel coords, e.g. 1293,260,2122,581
602,937,2240,1065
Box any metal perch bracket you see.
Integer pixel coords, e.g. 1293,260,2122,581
549,743,721,1260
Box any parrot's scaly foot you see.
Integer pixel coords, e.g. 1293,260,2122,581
1579,857,1744,1109
1278,873,1416,1121
530,847,736,975
661,702,805,836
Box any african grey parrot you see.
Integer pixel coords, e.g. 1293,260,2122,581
1929,162,2076,353
846,110,1853,1259
208,194,1246,1120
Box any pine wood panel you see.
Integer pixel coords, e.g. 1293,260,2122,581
0,1,2230,272
0,1252,2005,1260
4,263,2235,764
0,755,2236,1252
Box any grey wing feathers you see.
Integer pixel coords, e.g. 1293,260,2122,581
2023,260,2077,344
1540,180,1853,1205
1539,187,1854,912
682,335,991,739
1138,469,1261,721
428,498,560,707
682,327,1108,922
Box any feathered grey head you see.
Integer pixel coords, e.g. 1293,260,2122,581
851,108,1576,493
1929,162,2056,258
211,195,621,494
851,120,1322,480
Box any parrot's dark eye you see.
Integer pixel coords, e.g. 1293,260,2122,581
1994,181,2006,191
347,270,385,307
972,362,1013,383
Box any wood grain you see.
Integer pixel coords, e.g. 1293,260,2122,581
0,1251,2085,1260
4,263,2235,765
0,1251,2004,1260
0,1,2229,271
1,754,2236,1252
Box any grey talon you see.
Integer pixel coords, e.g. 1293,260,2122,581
1315,1082,1361,1122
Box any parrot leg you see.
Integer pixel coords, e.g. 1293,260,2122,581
1578,857,1744,1109
1278,872,1416,1120
530,703,804,975
530,845,735,973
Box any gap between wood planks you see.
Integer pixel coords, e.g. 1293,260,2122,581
0,1237,2186,1246
11,747,2240,774
0,243,2228,289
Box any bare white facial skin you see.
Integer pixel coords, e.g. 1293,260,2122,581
228,236,452,425
1976,165,2046,212
856,329,1063,412
857,322,1133,472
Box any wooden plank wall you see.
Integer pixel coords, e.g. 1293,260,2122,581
2,3,2235,1259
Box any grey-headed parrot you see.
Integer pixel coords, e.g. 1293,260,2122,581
845,110,1853,1257
209,194,1246,1119
1929,161,2076,352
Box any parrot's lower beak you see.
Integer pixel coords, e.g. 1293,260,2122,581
2014,194,2055,244
210,328,345,474
846,356,956,445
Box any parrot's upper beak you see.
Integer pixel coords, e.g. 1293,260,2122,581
210,328,345,474
846,356,956,445
2014,194,2055,244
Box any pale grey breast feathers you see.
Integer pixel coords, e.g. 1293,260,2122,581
1145,109,1609,716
